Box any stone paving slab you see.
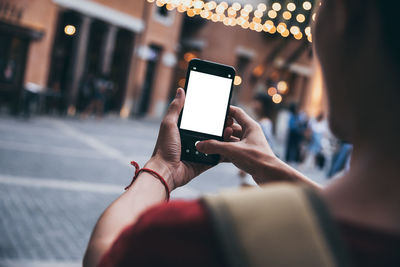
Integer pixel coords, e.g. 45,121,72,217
0,115,327,266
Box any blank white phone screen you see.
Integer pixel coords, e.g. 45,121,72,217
180,70,232,137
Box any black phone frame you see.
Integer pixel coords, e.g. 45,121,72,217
177,58,235,164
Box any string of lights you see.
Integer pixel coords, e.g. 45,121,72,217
147,0,317,42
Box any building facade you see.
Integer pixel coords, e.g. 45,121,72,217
0,0,324,118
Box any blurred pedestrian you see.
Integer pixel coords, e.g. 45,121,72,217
299,113,329,170
328,141,352,178
285,103,307,163
79,73,95,112
81,74,113,119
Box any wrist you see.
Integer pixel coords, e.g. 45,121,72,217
144,157,175,191
252,153,288,184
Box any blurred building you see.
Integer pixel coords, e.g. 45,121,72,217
0,0,323,118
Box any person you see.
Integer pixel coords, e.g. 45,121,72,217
328,141,353,178
299,112,329,170
285,103,307,163
84,0,400,266
81,74,113,119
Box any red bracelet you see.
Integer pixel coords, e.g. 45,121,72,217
125,161,170,201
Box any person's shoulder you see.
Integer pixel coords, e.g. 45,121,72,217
99,199,222,267
134,199,209,229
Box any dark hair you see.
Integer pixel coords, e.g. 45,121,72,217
254,93,274,117
377,2,400,68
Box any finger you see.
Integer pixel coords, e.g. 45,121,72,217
223,126,233,141
196,139,233,156
231,123,243,139
229,106,258,129
228,136,240,142
164,88,185,124
225,116,234,127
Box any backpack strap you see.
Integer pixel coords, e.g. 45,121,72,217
202,183,351,267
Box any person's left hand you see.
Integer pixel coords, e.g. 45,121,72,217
145,88,212,191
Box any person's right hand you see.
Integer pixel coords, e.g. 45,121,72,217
197,106,292,185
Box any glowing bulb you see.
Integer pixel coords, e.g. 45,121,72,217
216,5,225,13
281,29,290,37
64,25,76,36
223,17,230,25
272,94,282,104
305,26,311,36
287,3,296,11
205,1,216,10
184,52,197,62
282,11,292,20
303,1,312,10
242,21,250,29
219,1,228,9
277,23,286,33
200,10,209,18
187,9,195,17
263,20,274,31
268,10,277,19
277,81,288,93
263,24,272,32
312,13,316,21
268,87,277,96
257,3,267,12
254,10,263,18
290,26,300,35
243,4,253,12
228,7,236,17
296,14,306,23
232,2,241,11
234,76,242,86
253,17,261,23
294,32,303,40
272,2,281,11
269,26,277,34
177,5,186,12
308,34,312,42
193,0,203,9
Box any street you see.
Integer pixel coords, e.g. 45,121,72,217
0,115,327,267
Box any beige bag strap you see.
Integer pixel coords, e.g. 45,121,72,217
202,183,351,267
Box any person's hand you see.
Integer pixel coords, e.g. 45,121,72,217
196,106,291,184
145,88,211,191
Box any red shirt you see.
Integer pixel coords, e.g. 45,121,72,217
100,200,400,267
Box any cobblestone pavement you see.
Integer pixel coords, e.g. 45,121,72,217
0,115,328,267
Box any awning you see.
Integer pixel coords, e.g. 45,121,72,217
0,21,44,40
53,0,144,33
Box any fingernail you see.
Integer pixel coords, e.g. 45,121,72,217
196,142,202,149
176,89,182,98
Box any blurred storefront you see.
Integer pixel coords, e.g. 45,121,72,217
0,0,323,118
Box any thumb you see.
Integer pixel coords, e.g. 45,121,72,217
165,88,185,123
196,139,231,156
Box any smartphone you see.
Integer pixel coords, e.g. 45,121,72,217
178,59,235,165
